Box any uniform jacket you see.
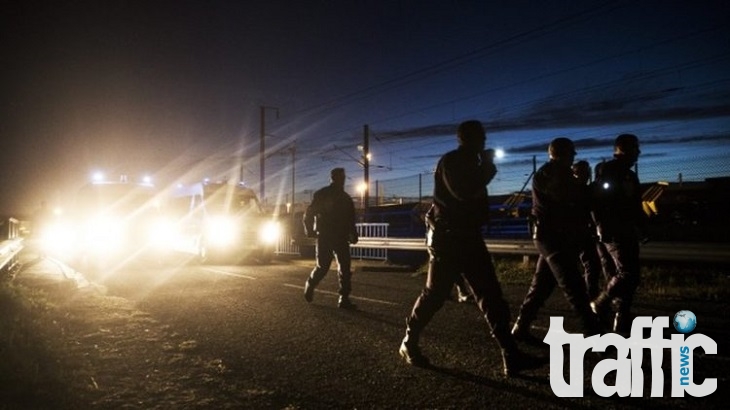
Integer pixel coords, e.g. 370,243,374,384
592,158,647,239
532,160,585,236
303,183,357,241
431,146,496,231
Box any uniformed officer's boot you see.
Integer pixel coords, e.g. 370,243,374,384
303,280,314,302
578,305,604,337
338,296,357,310
398,319,430,367
590,291,611,316
612,312,628,334
510,316,544,346
611,298,630,335
495,330,542,377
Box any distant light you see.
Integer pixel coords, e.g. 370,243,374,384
357,182,368,194
603,182,610,189
142,175,152,184
92,172,105,183
494,148,505,159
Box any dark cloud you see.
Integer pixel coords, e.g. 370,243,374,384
376,79,730,143
375,100,730,141
376,103,730,142
508,133,730,155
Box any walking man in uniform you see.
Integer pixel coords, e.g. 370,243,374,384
303,167,359,310
511,138,601,343
590,134,648,334
398,120,535,377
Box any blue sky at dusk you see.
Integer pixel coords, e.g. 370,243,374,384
1,1,729,213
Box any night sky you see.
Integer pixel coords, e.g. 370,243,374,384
2,1,729,215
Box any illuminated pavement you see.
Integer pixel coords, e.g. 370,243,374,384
4,246,729,409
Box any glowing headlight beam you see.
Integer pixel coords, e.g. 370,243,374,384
259,221,281,244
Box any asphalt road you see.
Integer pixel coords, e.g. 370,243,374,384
7,249,729,409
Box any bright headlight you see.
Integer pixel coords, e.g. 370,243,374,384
259,220,281,244
205,216,236,246
40,220,76,253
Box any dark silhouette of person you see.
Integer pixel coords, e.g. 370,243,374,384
590,134,648,334
302,168,359,310
424,204,475,304
572,160,605,299
511,138,601,344
398,120,535,377
454,274,474,303
592,161,618,290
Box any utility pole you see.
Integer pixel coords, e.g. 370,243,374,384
290,142,296,217
363,124,370,215
260,106,279,202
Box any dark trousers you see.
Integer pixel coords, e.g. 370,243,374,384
516,235,598,335
578,235,605,299
406,231,514,349
601,237,641,312
595,241,617,283
307,236,352,297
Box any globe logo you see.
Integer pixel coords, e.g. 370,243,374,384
673,310,697,333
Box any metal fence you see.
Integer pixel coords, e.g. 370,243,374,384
276,222,389,261
1,217,22,273
350,223,388,261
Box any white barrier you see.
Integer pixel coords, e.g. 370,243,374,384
351,223,388,261
276,222,390,261
1,217,22,273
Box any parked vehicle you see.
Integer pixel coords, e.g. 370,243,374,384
168,181,281,264
46,174,175,271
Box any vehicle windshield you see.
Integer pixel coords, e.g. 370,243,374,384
203,185,260,215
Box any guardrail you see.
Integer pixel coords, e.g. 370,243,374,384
0,239,23,273
351,238,730,263
1,217,23,273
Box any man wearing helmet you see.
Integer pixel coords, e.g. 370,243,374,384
511,137,601,344
590,134,648,334
398,120,536,377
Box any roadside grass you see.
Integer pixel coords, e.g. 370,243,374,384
0,283,79,409
492,255,729,301
640,261,729,301
417,255,729,301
